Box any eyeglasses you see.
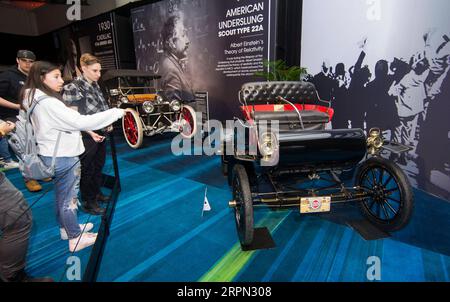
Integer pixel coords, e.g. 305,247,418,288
19,58,35,64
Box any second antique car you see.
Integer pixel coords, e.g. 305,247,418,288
102,69,197,149
222,81,414,248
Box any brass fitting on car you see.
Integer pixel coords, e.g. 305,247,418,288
367,128,384,155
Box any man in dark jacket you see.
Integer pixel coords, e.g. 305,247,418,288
0,51,34,122
0,50,44,192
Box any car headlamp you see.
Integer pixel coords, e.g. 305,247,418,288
109,89,120,96
142,101,155,113
156,95,163,103
120,96,129,104
259,132,277,156
367,128,384,155
170,100,181,111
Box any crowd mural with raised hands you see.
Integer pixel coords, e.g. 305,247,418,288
307,31,450,196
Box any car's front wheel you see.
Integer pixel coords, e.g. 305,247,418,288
355,156,414,232
178,105,197,139
232,164,254,247
122,108,143,149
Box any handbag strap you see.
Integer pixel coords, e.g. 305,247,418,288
26,95,47,123
26,95,62,168
50,132,62,169
24,95,46,152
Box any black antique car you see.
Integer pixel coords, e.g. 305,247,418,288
102,69,197,149
222,81,414,248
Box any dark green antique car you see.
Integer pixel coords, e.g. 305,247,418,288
222,81,414,248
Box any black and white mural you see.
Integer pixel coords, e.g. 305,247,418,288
301,0,450,200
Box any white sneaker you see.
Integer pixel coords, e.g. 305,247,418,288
60,223,94,240
69,232,97,252
0,160,19,170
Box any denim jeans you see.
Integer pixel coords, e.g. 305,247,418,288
41,156,81,240
0,138,12,162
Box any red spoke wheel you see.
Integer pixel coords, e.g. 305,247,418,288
178,105,197,139
122,109,143,149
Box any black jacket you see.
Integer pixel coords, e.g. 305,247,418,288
0,67,27,121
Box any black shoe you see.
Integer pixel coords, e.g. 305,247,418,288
97,193,110,203
8,269,54,282
81,202,105,216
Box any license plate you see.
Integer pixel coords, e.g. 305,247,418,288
300,197,331,214
274,105,285,112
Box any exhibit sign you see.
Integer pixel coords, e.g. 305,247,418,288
131,0,276,122
56,12,118,82
301,0,450,200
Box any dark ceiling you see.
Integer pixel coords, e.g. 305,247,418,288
0,0,89,10
7,0,89,4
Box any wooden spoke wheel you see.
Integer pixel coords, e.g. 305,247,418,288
122,109,143,149
355,157,414,232
178,105,197,139
232,164,254,246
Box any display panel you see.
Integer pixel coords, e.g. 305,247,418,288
55,12,118,82
131,0,276,122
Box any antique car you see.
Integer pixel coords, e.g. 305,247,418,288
102,69,197,149
221,81,414,248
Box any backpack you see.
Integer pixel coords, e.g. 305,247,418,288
8,95,61,180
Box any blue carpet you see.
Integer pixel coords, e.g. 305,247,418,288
3,134,450,282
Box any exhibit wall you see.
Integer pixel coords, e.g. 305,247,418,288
131,0,276,122
301,0,450,200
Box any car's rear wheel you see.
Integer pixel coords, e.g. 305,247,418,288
179,105,197,139
355,156,414,232
122,109,143,149
232,164,254,247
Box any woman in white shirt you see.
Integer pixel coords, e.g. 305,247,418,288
21,61,126,252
